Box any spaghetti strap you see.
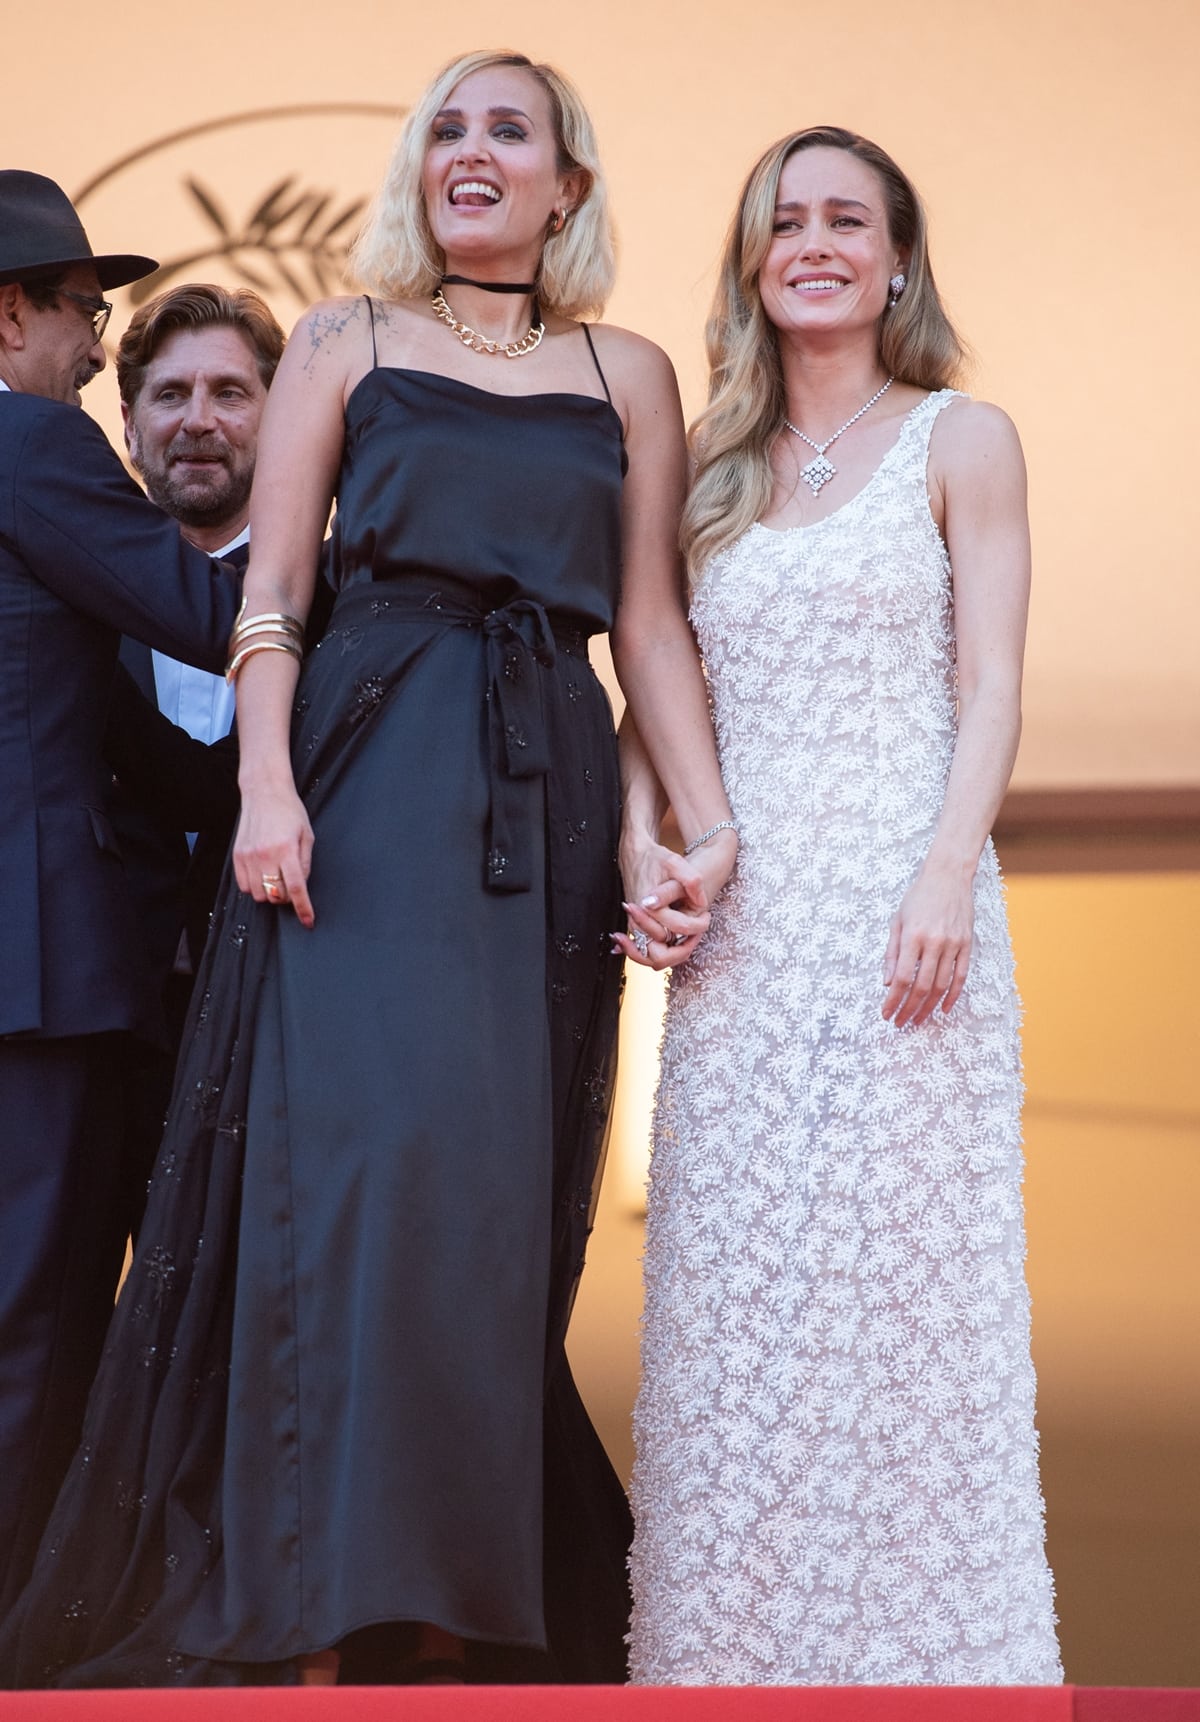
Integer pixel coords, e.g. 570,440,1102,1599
581,323,627,474
364,294,378,369
581,323,613,407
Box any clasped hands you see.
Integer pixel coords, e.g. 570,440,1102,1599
613,830,738,971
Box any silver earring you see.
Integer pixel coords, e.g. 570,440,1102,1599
887,272,907,308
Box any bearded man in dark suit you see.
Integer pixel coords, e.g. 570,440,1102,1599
0,173,241,1608
104,286,338,1238
103,286,285,1230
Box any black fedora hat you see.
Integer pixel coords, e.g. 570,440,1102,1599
0,170,157,290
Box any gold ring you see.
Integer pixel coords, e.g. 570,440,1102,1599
262,874,286,903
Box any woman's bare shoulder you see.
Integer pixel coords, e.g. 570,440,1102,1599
584,322,682,413
289,295,372,360
934,395,1023,465
284,295,424,397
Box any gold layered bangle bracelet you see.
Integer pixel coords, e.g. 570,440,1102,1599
225,636,304,684
225,604,305,686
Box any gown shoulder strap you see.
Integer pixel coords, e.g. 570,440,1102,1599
580,322,613,407
580,323,628,475
364,294,378,369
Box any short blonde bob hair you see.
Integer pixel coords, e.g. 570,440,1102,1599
682,125,968,578
350,50,614,321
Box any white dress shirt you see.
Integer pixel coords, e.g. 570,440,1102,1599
150,523,247,746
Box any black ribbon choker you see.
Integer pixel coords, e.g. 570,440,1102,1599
440,274,537,294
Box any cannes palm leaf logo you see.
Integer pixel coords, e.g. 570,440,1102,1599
131,174,366,305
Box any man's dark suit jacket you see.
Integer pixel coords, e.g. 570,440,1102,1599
105,546,249,1005
103,547,337,1017
0,391,240,1043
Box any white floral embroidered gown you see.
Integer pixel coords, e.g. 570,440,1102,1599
629,392,1061,1685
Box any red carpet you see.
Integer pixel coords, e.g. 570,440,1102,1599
1,1689,1198,1720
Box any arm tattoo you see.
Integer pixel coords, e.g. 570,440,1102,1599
302,298,363,371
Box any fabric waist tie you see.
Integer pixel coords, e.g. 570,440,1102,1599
327,583,584,894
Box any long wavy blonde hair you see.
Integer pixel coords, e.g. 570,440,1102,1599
349,50,614,321
682,125,967,580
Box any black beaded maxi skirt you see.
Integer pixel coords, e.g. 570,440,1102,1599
2,579,630,1688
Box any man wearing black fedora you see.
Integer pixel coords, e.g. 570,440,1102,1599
0,171,241,1609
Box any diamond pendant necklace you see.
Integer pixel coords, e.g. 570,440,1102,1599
784,376,894,496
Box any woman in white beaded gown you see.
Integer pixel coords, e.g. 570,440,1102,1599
617,127,1062,1684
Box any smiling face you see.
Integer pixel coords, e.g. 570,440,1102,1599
758,146,907,343
123,323,268,543
421,64,581,277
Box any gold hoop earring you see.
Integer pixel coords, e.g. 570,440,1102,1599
548,208,566,235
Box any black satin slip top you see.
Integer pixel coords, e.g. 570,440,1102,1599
328,365,626,636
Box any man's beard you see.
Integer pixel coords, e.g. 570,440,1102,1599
144,455,253,533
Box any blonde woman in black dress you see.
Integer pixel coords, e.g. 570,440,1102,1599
4,51,735,1688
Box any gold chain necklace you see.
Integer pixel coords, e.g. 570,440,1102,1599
430,289,544,358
